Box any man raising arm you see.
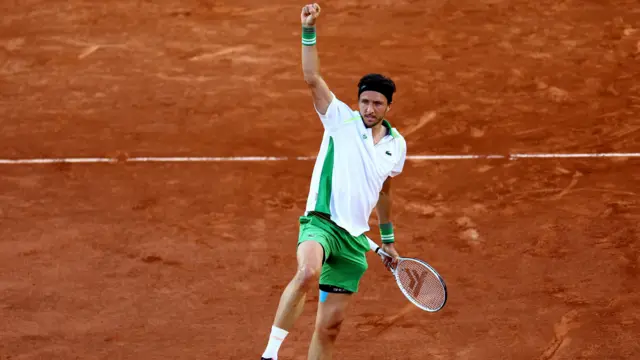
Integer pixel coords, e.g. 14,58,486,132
260,4,407,360
301,3,332,116
260,6,338,360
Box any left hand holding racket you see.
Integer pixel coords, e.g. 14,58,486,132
379,242,400,270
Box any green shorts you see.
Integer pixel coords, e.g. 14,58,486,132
297,213,370,293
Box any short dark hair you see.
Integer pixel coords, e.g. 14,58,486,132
357,73,396,104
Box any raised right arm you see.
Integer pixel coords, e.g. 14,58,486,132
301,4,332,115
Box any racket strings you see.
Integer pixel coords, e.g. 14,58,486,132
396,260,446,311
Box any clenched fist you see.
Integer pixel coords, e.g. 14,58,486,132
301,3,321,26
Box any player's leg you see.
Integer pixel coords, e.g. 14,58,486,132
306,233,369,359
273,240,324,330
307,288,352,360
261,216,331,360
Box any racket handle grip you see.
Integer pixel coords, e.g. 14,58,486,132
367,237,380,253
367,236,393,265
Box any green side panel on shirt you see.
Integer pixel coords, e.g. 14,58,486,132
314,136,335,214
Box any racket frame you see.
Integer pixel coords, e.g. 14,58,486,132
367,237,448,312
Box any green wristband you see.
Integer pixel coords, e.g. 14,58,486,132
380,223,395,243
302,26,316,46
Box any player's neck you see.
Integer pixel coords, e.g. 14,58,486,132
370,122,385,134
370,122,387,144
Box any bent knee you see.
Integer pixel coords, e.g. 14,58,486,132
294,265,320,289
316,316,344,340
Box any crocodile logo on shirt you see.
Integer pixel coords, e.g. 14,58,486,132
385,151,392,156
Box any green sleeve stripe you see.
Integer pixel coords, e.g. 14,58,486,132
344,115,360,124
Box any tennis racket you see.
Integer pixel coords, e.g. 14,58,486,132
367,237,448,312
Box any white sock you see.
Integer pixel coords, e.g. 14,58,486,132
261,325,289,359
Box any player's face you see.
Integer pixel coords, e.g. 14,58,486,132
358,91,390,128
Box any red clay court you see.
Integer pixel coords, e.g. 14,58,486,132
1,1,639,359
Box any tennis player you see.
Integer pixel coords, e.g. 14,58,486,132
260,3,407,359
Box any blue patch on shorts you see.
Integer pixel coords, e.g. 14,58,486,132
319,290,328,303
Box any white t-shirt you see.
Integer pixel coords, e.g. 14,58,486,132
304,92,407,236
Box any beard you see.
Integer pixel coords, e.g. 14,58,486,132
361,113,384,128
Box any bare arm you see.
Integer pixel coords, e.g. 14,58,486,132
376,177,401,267
375,177,393,225
301,4,332,115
